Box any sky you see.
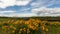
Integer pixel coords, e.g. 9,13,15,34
0,0,60,17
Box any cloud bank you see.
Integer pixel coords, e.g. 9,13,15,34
31,0,60,16
0,0,31,8
32,7,60,16
0,13,36,17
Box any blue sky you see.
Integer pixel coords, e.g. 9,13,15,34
0,0,60,17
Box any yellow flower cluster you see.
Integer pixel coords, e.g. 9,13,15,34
2,18,60,34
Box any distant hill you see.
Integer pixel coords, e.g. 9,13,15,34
0,16,60,21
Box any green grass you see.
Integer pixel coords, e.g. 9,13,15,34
0,17,60,34
46,25,60,34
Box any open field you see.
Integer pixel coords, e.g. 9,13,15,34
0,17,60,34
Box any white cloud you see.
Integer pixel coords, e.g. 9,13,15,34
0,10,36,17
0,13,37,17
0,10,15,13
16,0,31,6
32,7,60,16
0,0,31,8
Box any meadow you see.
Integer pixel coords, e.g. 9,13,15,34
0,17,60,34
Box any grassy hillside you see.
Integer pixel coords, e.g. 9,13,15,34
0,17,60,34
